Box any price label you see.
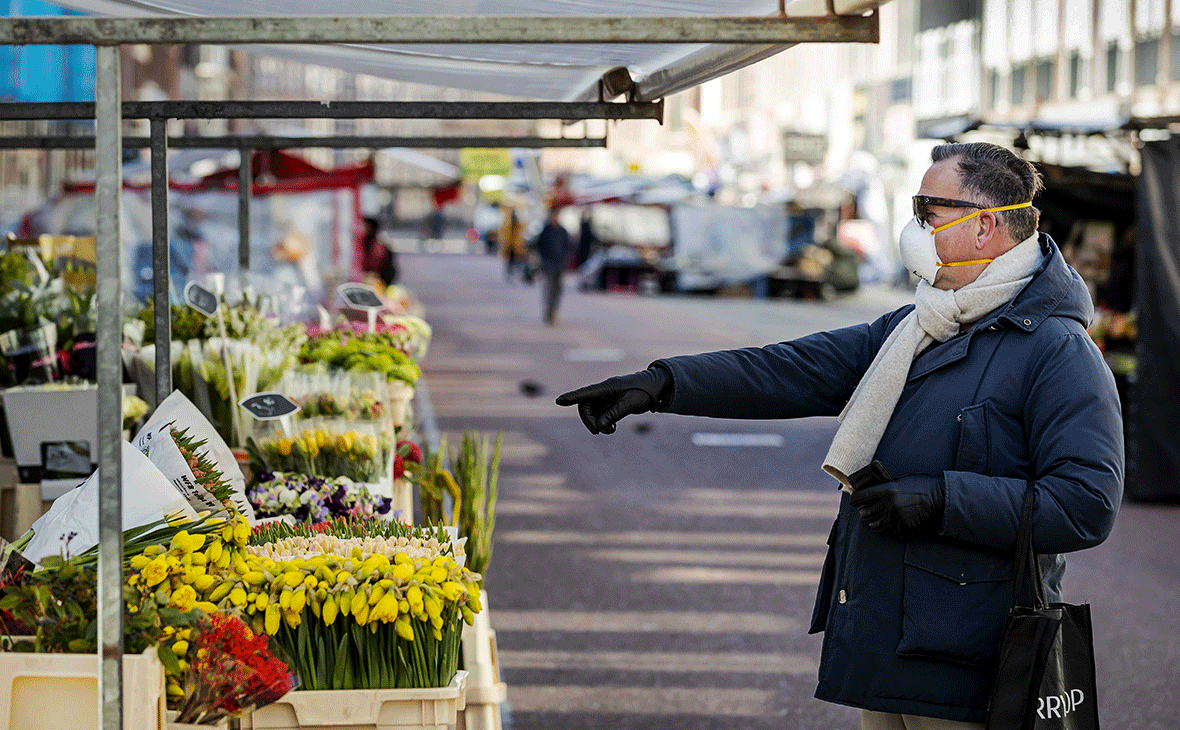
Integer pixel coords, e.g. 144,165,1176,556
184,281,220,317
238,392,301,421
338,283,384,311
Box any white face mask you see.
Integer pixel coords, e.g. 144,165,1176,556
899,201,1034,283
898,216,942,283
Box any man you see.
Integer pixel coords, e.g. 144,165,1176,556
535,206,571,324
557,143,1122,729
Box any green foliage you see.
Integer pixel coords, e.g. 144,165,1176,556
414,432,502,579
299,332,421,385
137,299,208,343
0,556,201,654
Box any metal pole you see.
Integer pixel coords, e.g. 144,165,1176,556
238,148,251,272
150,117,171,407
94,43,124,730
0,135,612,150
0,100,665,122
0,14,882,46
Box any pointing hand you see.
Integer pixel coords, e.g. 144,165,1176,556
555,366,672,435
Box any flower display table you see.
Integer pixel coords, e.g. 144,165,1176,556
242,671,467,730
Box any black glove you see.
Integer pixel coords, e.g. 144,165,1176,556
849,474,946,539
555,366,672,435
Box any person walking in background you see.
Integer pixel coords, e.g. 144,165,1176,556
556,142,1122,729
576,208,596,267
360,216,397,290
536,206,571,324
499,206,527,283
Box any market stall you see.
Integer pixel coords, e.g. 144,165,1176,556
0,4,886,728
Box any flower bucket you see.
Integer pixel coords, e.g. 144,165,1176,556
243,670,467,730
0,647,167,730
387,381,414,428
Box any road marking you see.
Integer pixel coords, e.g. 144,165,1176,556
498,529,829,547
564,348,626,362
585,548,825,567
633,566,821,586
492,610,799,634
692,432,785,447
650,502,836,519
493,500,570,516
515,488,589,502
506,685,776,717
423,355,534,371
499,649,816,675
682,487,840,503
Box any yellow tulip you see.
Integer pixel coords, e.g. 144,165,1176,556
228,587,248,607
322,596,339,625
264,604,281,634
291,589,307,614
395,617,414,641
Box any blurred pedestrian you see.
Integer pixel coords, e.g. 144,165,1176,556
360,216,397,289
576,208,595,267
535,206,571,324
499,206,527,283
556,143,1123,729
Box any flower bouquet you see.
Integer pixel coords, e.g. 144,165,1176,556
168,613,295,726
247,472,392,524
248,423,392,484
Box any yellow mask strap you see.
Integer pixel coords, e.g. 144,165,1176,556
930,201,1033,235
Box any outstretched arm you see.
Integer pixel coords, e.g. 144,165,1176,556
557,307,909,433
655,310,906,420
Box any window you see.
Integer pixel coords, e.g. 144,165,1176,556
1106,42,1120,92
1011,65,1026,105
1036,59,1053,100
1135,37,1159,86
1068,52,1082,98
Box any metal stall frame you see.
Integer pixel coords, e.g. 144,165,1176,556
0,11,879,729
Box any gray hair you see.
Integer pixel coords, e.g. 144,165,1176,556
930,142,1044,241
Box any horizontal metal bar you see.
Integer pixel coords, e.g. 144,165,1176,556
0,134,609,149
0,14,879,46
0,100,662,121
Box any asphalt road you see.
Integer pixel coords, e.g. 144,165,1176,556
401,251,1180,730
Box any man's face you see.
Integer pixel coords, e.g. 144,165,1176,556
916,158,989,290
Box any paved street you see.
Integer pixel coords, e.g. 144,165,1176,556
403,251,1180,730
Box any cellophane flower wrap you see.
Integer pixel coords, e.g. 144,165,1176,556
171,613,296,724
247,471,392,523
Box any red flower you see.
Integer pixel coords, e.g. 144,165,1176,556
397,440,422,464
393,454,405,479
175,614,294,722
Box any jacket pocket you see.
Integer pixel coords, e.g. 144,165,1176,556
897,539,1014,667
955,402,990,473
808,520,839,635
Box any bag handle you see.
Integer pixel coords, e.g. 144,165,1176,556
1013,485,1046,609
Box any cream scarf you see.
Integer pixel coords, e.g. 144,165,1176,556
822,234,1043,491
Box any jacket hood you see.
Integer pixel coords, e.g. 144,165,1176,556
993,233,1094,332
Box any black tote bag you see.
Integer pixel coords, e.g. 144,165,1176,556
986,488,1100,730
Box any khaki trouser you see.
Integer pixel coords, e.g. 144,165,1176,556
862,710,986,730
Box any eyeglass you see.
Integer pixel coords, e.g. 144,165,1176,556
912,195,983,223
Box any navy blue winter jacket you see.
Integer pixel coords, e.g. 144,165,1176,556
654,235,1123,722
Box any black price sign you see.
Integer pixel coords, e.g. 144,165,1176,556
184,282,220,317
238,392,301,421
338,283,383,311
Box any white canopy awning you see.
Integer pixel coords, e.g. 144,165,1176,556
45,1,884,101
